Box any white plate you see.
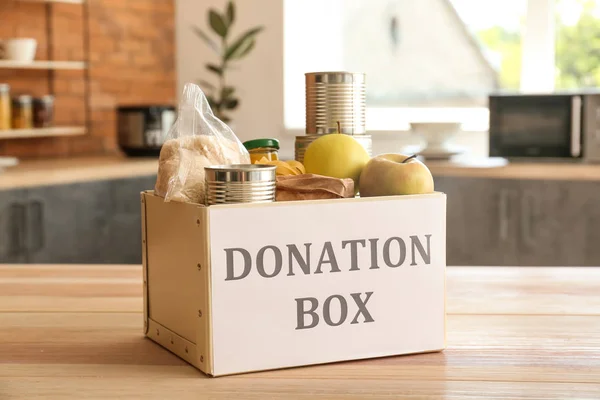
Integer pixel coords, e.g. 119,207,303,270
402,145,466,160
446,156,509,168
421,149,465,160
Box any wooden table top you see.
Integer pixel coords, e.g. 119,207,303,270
1,264,599,399
3,154,600,192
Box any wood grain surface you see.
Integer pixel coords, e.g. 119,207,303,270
3,155,600,192
0,156,157,190
1,265,599,399
427,160,600,181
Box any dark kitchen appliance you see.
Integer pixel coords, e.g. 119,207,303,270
117,105,175,157
489,92,600,162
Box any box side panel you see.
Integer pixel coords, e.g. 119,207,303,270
198,206,213,374
209,193,446,376
145,193,203,344
141,193,149,334
443,194,448,349
146,319,200,369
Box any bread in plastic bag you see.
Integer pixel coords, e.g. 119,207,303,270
154,83,250,204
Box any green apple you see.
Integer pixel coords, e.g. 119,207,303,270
359,154,434,197
303,134,370,187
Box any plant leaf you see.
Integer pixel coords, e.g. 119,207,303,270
225,27,263,60
206,94,220,110
224,36,251,61
197,79,215,91
226,1,235,26
191,26,219,53
235,38,256,59
221,86,235,99
206,64,223,76
226,37,256,61
209,10,228,38
223,97,239,110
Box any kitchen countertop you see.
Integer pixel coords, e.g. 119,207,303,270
0,155,158,190
2,264,599,399
428,159,600,181
2,155,600,191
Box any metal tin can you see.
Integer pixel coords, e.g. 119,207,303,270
295,134,372,163
205,164,276,205
305,72,366,135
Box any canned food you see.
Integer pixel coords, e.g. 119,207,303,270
243,138,280,164
33,95,54,128
295,134,372,163
0,84,11,130
12,95,33,129
205,164,276,205
305,72,366,135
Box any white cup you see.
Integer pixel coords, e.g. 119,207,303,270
0,38,38,62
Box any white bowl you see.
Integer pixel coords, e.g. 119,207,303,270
409,122,462,152
0,38,37,62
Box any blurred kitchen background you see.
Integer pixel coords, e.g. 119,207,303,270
1,0,600,266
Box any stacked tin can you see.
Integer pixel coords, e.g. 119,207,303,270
205,164,276,205
295,72,372,163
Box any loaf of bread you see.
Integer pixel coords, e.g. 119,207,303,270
154,135,248,204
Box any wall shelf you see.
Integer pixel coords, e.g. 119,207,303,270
1,0,91,144
0,60,86,70
0,127,87,140
17,0,85,4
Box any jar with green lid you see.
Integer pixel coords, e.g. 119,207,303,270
0,84,10,130
243,138,280,164
12,95,33,129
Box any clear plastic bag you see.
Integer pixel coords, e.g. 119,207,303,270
154,83,250,204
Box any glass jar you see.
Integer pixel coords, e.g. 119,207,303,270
12,95,33,129
0,84,10,130
243,138,280,164
33,95,54,128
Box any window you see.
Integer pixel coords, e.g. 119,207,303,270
284,0,599,132
555,0,600,89
451,0,525,91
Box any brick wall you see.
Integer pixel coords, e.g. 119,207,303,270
0,0,176,159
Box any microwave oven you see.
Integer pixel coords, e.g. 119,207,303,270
489,93,600,162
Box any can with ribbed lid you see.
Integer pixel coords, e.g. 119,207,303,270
295,134,372,163
205,164,276,205
305,72,366,135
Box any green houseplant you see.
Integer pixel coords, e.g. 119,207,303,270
193,1,264,123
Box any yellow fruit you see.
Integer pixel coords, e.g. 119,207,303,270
303,134,370,185
359,154,434,197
